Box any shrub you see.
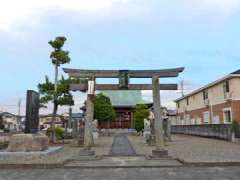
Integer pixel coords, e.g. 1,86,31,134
134,104,150,132
231,120,240,134
94,93,116,123
46,127,64,140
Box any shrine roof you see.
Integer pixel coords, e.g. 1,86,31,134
100,90,152,107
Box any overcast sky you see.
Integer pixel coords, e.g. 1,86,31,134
0,0,240,115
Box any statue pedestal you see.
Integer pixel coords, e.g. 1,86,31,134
143,130,151,143
7,133,49,152
92,130,99,140
152,149,168,157
79,148,95,156
146,135,156,146
72,135,84,147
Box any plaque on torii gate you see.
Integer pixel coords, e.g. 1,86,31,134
64,67,184,157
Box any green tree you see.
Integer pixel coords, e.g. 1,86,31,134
44,36,70,142
94,93,116,129
134,104,150,132
38,36,86,142
49,36,70,119
38,75,87,142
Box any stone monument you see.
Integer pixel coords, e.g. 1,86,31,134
72,119,78,138
25,90,39,133
92,119,99,139
7,90,49,152
143,119,151,143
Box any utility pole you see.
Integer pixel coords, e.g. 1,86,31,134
18,99,21,116
17,99,22,131
179,80,185,97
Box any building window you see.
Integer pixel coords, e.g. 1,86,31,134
223,108,232,124
203,90,208,100
186,98,189,106
186,114,190,125
203,111,210,124
223,81,230,98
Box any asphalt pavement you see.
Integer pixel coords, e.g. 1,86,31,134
0,167,240,180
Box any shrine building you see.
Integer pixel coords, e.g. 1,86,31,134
98,90,152,129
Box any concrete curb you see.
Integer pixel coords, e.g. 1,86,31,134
1,156,240,169
176,158,240,167
1,162,240,169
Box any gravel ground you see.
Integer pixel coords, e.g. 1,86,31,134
92,136,113,155
0,136,113,165
1,134,240,165
129,134,240,163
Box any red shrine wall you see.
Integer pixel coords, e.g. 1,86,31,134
98,107,134,129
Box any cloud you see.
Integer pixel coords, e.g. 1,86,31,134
0,0,150,33
1,0,240,33
205,0,240,12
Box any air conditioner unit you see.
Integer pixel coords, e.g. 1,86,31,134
225,92,232,101
204,99,209,106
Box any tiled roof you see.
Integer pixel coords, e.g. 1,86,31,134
100,90,152,107
231,69,240,74
0,112,16,117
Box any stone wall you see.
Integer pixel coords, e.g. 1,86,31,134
171,124,236,140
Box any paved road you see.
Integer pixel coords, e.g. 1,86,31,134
110,134,136,156
0,167,240,180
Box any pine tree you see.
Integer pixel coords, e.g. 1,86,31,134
38,36,87,142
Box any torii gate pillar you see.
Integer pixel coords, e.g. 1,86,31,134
84,94,94,148
80,79,95,156
152,76,168,157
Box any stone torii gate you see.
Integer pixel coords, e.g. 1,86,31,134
64,67,184,157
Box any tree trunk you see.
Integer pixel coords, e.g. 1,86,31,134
50,63,58,143
54,63,58,92
50,102,57,143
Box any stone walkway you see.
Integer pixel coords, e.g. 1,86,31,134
109,134,136,156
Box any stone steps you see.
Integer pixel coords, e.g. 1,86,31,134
64,156,183,168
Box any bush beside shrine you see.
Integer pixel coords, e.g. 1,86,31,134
46,127,64,140
134,104,150,132
94,93,116,128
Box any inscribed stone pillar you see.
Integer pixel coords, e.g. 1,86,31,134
166,119,172,142
83,94,94,149
24,90,40,134
152,77,168,156
68,107,72,129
